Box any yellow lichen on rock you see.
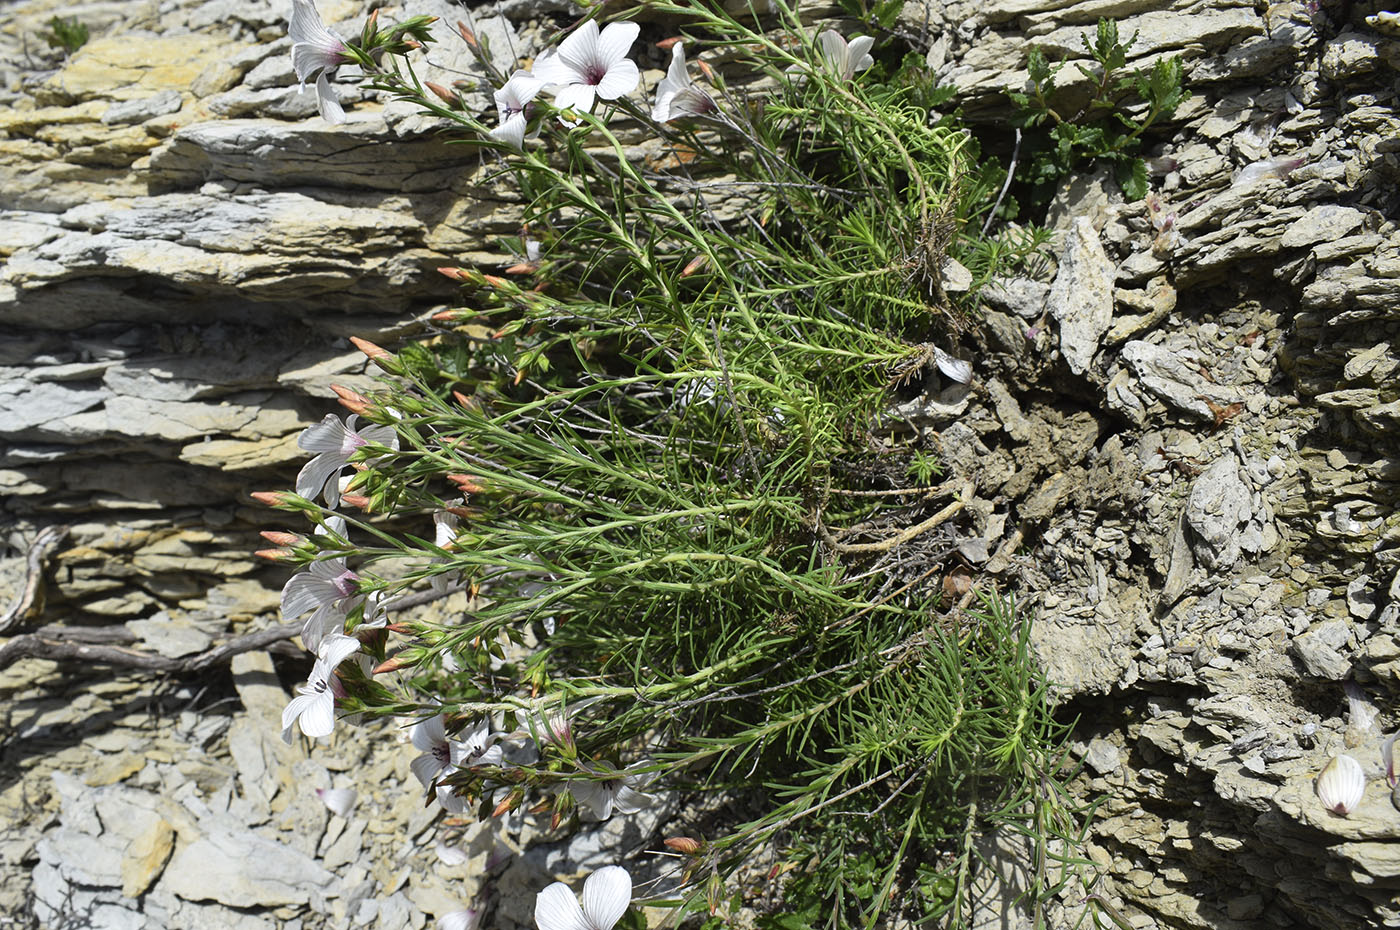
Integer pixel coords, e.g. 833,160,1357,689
36,34,228,104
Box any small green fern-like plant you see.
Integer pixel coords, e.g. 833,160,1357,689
1009,18,1189,204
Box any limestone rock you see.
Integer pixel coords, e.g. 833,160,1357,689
1048,216,1114,376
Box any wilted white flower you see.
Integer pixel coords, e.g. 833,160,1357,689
571,762,654,821
535,865,631,930
289,0,352,123
490,70,545,150
1315,753,1366,815
816,30,874,82
533,20,641,114
281,633,360,741
1382,732,1397,789
297,413,398,508
316,786,358,817
651,43,716,123
933,347,972,385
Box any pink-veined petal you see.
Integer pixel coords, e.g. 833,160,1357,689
553,83,597,113
298,414,353,452
531,49,576,87
611,784,651,815
671,87,715,119
580,866,632,930
436,784,468,812
281,571,338,619
535,882,590,930
666,43,688,86
297,690,336,738
296,451,345,504
412,714,447,752
846,35,875,74
556,20,602,73
411,752,445,788
595,21,640,68
358,422,398,450
316,73,346,123
817,30,847,66
490,112,529,150
317,632,361,672
594,60,639,101
300,603,346,652
282,692,320,734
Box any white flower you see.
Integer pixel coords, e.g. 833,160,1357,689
296,413,398,508
281,556,359,650
289,0,352,123
490,70,545,150
816,30,874,82
533,20,641,114
535,865,632,930
281,633,360,741
411,714,503,812
1315,753,1366,815
430,504,463,595
651,43,716,123
571,762,654,821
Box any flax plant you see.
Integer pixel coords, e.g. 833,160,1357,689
261,1,1095,925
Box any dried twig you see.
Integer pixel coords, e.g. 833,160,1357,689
0,525,69,636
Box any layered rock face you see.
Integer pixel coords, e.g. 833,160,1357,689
1,0,1398,927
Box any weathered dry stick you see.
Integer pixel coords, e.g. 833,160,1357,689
834,484,971,555
0,584,468,674
0,525,69,636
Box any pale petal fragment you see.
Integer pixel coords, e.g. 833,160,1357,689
580,866,632,930
534,882,591,930
594,59,639,101
1316,753,1366,815
595,21,640,67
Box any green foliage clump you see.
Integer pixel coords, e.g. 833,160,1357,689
268,1,1102,926
41,16,89,56
1009,18,1189,204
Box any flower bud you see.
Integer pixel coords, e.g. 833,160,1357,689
330,383,373,416
341,493,372,511
260,530,304,547
681,254,709,278
437,266,467,281
250,490,299,509
456,21,479,50
255,547,295,562
656,36,683,51
504,262,538,275
664,836,704,855
492,786,524,818
447,473,485,494
426,81,458,105
350,336,391,360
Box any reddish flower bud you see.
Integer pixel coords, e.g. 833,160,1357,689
437,266,467,281
330,384,373,416
656,36,683,50
349,336,391,360
504,262,538,275
255,547,295,562
457,21,479,49
372,655,408,675
250,490,296,508
341,493,372,511
426,81,458,105
482,274,510,289
664,836,703,854
260,530,303,547
681,254,709,278
446,474,485,494
451,390,476,409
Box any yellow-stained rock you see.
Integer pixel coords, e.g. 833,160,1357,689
37,34,228,104
120,816,175,898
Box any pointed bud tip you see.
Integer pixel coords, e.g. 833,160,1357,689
260,530,303,546
349,336,391,360
255,547,295,562
341,493,372,511
330,384,372,415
